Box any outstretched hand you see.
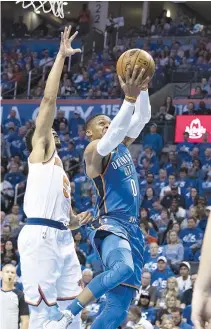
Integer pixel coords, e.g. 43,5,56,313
59,26,81,58
118,66,150,100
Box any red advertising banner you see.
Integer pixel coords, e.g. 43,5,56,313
175,116,211,143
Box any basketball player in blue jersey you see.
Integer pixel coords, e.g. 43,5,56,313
47,67,151,329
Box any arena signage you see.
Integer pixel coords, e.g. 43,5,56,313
175,115,211,142
0,100,122,124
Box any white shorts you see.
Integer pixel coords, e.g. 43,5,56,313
18,225,83,306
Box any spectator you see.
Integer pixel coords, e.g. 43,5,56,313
161,185,185,209
179,217,203,261
69,110,85,138
201,77,210,95
176,262,192,294
171,308,192,329
181,273,197,308
176,132,194,162
182,102,195,115
12,16,29,37
165,151,179,176
160,174,180,199
1,73,14,95
0,264,29,329
1,239,19,266
156,295,179,326
60,79,77,97
162,230,184,273
126,306,142,328
135,271,157,307
137,291,157,324
12,64,24,84
73,127,89,158
143,123,163,155
164,96,175,116
144,242,160,272
141,187,157,209
39,49,53,68
58,141,80,162
3,109,21,129
4,163,25,188
53,110,69,132
78,4,90,36
151,256,174,292
199,133,211,158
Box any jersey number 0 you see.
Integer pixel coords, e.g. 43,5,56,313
130,179,137,196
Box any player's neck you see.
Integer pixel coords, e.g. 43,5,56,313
2,282,15,291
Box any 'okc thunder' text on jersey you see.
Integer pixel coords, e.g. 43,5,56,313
91,143,140,222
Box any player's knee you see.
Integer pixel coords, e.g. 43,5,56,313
114,261,134,281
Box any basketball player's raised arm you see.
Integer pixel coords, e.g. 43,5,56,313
32,26,81,151
85,66,149,178
123,82,151,147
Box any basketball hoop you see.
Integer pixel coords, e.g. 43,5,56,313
16,1,68,19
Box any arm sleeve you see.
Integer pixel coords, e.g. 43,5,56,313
19,293,29,316
126,90,151,139
97,99,134,156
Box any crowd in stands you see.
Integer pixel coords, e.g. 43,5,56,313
2,9,211,100
1,6,211,329
1,101,211,328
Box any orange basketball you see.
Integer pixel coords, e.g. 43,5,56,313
116,48,155,82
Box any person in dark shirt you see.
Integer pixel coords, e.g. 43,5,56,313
181,273,197,308
171,307,192,329
53,110,68,132
161,185,185,209
137,291,157,324
12,16,29,37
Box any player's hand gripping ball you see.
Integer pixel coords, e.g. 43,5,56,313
116,49,155,83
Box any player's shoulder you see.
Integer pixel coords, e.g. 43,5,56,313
84,140,100,157
13,288,24,298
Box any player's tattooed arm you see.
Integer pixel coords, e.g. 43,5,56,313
32,26,81,160
69,209,93,230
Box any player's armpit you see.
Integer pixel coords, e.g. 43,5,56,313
84,140,105,179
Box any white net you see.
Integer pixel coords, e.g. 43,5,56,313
16,1,67,19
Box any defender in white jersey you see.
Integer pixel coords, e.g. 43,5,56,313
18,27,92,329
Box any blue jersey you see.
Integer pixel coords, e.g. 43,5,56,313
86,143,144,289
91,143,140,222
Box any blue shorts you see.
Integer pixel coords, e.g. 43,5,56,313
87,216,145,290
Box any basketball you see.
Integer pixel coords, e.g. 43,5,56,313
116,48,155,82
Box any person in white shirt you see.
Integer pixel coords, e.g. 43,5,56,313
160,174,181,199
176,262,192,293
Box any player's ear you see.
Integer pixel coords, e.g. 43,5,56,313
86,128,92,138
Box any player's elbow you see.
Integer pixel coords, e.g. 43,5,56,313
42,95,56,105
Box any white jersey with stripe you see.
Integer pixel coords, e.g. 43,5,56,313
24,151,71,224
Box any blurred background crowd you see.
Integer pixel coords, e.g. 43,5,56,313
1,1,211,329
